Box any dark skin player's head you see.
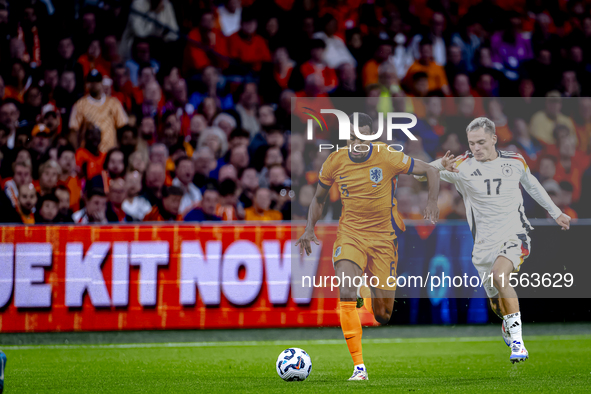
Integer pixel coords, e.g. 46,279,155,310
346,113,373,159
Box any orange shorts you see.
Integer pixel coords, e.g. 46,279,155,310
332,232,398,290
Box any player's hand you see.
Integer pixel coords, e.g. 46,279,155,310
295,230,319,256
441,150,459,173
423,200,439,224
556,213,571,230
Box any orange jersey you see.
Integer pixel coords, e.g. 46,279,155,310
318,142,414,239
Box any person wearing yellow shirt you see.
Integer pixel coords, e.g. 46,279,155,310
244,187,282,221
529,92,577,145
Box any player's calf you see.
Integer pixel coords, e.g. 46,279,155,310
372,299,393,324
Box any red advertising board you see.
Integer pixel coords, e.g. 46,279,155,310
0,224,378,333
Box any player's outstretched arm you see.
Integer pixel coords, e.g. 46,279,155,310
520,168,571,230
295,184,329,255
409,159,441,224
413,151,459,182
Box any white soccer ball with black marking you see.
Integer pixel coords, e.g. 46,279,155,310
276,348,312,381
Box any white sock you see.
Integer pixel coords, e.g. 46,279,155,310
354,363,366,371
504,312,523,345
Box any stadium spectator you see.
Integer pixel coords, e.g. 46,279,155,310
558,181,578,219
0,100,20,151
409,12,447,66
234,82,260,137
403,38,450,95
188,66,234,112
5,160,32,207
120,0,179,64
57,144,81,211
550,126,591,203
216,179,240,220
76,125,105,180
490,13,533,80
218,0,243,37
89,148,126,192
193,146,217,188
34,194,60,223
54,185,74,222
142,184,183,221
37,160,60,197
313,13,356,69
184,184,222,221
529,92,577,145
172,156,202,215
213,113,238,138
78,37,110,79
238,167,259,209
244,187,282,221
105,178,132,222
69,70,128,152
198,126,227,160
228,8,271,73
15,183,37,224
300,39,338,93
184,11,228,72
73,188,108,224
122,170,152,221
142,161,166,205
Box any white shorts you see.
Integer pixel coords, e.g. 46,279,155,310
473,233,531,298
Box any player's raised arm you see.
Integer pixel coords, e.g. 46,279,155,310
408,159,441,224
519,164,571,230
295,183,329,255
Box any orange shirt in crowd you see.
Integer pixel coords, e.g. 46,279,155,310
228,33,271,72
76,148,106,180
17,207,35,224
184,28,229,72
563,206,578,219
244,207,282,221
4,86,25,103
403,60,449,93
300,61,338,92
362,59,380,87
77,55,111,78
553,151,591,202
58,175,82,211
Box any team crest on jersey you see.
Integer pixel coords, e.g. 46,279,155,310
501,163,513,177
369,167,383,183
334,246,341,257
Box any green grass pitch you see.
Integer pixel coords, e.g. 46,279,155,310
2,331,591,393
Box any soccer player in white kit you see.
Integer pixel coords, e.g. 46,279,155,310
417,117,571,363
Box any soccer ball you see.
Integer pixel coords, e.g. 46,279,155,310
276,348,312,381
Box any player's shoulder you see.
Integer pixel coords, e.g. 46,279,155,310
498,150,529,170
455,150,474,168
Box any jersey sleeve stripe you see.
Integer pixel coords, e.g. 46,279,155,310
407,157,414,174
318,180,332,189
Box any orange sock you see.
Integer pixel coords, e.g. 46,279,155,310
340,301,363,366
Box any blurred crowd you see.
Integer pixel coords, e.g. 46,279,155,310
0,0,590,225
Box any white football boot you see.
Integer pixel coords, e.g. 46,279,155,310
502,321,512,347
509,341,529,363
348,364,369,381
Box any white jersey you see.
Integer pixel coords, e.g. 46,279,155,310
430,150,562,246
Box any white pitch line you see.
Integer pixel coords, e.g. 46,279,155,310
1,334,589,351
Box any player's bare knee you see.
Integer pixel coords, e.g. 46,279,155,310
339,286,357,301
491,268,509,289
